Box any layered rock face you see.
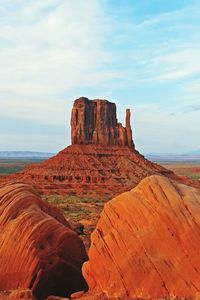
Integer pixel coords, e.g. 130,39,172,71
83,175,200,299
71,97,134,148
2,97,199,198
2,98,177,198
7,144,172,199
0,183,87,299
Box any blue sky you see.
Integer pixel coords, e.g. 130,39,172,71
0,0,200,153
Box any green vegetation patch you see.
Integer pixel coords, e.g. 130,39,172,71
189,175,200,180
0,166,23,174
0,158,45,175
43,194,99,205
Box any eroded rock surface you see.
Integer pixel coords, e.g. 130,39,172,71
1,97,199,198
7,144,172,198
0,289,36,300
71,97,134,148
83,175,200,299
0,183,87,299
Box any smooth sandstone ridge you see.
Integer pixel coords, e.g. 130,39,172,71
0,183,87,299
83,175,200,299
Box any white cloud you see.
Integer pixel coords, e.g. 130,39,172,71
132,104,200,153
0,0,115,134
0,0,200,152
0,0,112,105
119,2,200,85
149,48,200,82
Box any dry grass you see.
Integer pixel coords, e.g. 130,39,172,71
43,194,108,251
161,162,200,180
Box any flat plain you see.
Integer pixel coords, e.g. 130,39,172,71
160,161,200,180
0,159,44,175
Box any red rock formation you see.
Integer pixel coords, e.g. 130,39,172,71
6,144,173,199
71,97,134,148
1,97,199,198
0,289,35,300
0,183,87,299
126,108,134,148
83,175,200,299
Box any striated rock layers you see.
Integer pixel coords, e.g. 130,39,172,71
83,175,200,299
0,183,87,299
6,144,173,199
71,97,134,148
2,97,199,197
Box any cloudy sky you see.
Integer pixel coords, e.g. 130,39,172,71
0,0,200,153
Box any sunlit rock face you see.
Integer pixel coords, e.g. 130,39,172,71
83,175,200,299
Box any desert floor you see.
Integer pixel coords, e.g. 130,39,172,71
160,161,200,180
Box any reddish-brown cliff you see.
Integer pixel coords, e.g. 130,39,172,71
0,183,87,299
0,289,36,300
5,144,173,198
83,175,200,299
71,97,134,148
1,97,199,198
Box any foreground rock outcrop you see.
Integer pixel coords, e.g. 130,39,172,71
83,175,200,299
0,183,87,299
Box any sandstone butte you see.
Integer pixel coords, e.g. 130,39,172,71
2,97,199,198
82,175,200,300
0,182,88,299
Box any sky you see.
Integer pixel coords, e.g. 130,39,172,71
0,0,200,154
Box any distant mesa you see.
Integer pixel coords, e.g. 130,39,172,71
83,175,200,299
71,97,134,148
1,97,199,197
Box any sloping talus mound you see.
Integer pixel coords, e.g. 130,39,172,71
10,144,172,199
0,183,88,299
83,175,200,299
